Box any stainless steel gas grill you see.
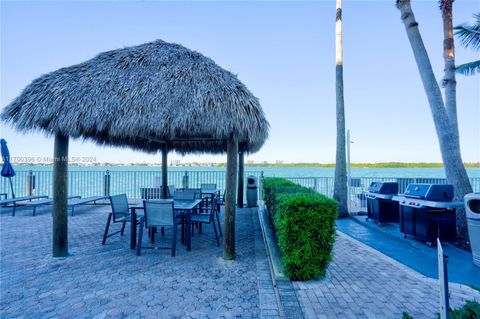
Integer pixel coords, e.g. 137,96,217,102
392,184,464,245
365,182,399,224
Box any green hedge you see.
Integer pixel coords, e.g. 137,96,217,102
263,177,338,280
449,300,480,319
402,300,480,319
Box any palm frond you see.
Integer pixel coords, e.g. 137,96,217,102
454,25,480,51
455,60,480,76
454,12,480,52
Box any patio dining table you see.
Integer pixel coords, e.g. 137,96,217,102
128,199,203,251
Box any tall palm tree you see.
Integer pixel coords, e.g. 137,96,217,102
454,13,480,76
396,0,473,244
334,0,348,217
440,0,459,142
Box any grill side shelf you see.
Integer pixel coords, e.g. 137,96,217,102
391,196,464,209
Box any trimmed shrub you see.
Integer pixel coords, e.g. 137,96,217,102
262,177,338,280
449,300,480,319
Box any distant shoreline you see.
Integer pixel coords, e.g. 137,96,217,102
11,162,480,168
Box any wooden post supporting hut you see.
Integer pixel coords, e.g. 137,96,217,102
161,145,168,199
237,151,244,208
52,133,69,257
224,134,238,260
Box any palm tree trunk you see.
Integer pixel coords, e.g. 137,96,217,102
396,0,472,243
334,0,348,217
440,0,459,140
439,0,471,244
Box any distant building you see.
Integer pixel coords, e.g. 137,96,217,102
275,160,284,164
170,159,181,166
246,160,255,164
261,161,268,165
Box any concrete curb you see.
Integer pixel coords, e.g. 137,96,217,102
256,202,305,319
257,201,288,281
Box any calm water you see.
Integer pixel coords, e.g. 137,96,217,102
12,165,480,178
2,165,479,199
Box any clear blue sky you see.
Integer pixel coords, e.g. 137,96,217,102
1,0,479,164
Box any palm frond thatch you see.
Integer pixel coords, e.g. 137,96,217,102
1,40,269,154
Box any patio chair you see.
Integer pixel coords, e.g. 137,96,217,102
214,191,225,237
173,189,198,201
190,197,220,246
136,199,181,257
201,183,217,205
190,188,202,200
216,190,225,208
200,183,217,191
102,194,138,245
167,185,176,198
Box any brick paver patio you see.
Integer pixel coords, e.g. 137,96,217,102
0,204,279,318
293,232,480,319
2,203,479,319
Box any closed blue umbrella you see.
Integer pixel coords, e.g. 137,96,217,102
1,139,15,198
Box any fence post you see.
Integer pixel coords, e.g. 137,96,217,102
26,170,35,196
182,171,189,189
103,170,111,197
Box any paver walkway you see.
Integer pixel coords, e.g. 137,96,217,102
294,232,480,319
336,216,480,286
0,204,279,318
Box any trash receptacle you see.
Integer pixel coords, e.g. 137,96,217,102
246,176,258,207
465,193,480,267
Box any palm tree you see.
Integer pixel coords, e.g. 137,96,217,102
334,0,348,218
396,0,473,244
454,13,480,76
440,0,459,142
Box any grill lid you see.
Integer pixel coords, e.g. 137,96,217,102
368,182,398,194
403,184,454,201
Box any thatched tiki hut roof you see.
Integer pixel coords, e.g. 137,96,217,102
2,39,268,153
2,39,269,259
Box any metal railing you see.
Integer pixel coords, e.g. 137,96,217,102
0,169,264,199
1,169,478,212
282,176,480,212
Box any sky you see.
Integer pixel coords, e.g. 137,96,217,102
1,0,479,164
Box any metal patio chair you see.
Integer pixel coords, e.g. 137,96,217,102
213,190,225,237
200,183,217,206
167,185,176,198
136,199,181,257
200,183,217,192
173,189,196,201
189,188,202,200
190,197,220,246
102,194,139,245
